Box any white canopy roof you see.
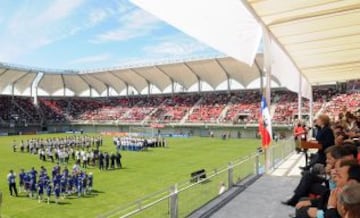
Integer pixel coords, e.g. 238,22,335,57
131,0,360,99
0,55,281,96
246,0,360,84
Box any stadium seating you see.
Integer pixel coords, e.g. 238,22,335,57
1,86,358,126
187,93,231,123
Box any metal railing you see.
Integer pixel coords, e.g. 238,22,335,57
98,139,294,218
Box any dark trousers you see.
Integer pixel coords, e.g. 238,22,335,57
290,172,326,203
9,183,18,196
296,206,311,218
99,160,104,170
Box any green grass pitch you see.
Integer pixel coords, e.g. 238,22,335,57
0,133,260,218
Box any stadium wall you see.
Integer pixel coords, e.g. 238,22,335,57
0,123,293,139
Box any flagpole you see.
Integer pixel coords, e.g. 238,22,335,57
262,26,273,173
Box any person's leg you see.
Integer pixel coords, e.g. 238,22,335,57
283,172,317,206
14,184,18,196
295,206,312,218
9,184,13,195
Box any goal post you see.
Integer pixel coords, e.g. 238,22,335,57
129,126,156,137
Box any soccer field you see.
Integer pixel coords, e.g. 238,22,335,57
0,134,260,218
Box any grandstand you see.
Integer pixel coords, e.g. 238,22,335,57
0,1,360,218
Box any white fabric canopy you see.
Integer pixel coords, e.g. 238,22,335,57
131,0,262,66
130,0,313,99
0,56,281,96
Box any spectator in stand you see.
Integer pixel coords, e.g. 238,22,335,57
305,114,335,169
338,183,360,218
294,122,305,153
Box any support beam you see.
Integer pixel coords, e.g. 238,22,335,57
11,83,15,96
126,83,129,97
183,62,201,93
77,75,91,97
129,69,152,94
171,80,175,95
309,86,314,128
215,59,231,92
61,74,66,96
156,65,187,91
298,74,302,122
108,71,129,95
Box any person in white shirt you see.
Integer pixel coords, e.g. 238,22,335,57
7,170,18,196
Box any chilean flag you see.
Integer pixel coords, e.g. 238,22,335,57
259,96,272,148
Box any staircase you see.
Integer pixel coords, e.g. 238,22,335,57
180,97,203,124
141,98,168,125
217,96,236,123
11,99,35,121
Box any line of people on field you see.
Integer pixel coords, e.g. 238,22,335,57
7,164,94,204
113,136,167,152
12,135,103,153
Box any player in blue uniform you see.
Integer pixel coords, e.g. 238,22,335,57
60,175,67,199
19,169,25,193
37,180,44,203
30,173,37,198
46,182,52,204
77,174,83,198
54,184,60,204
87,172,93,194
23,172,30,196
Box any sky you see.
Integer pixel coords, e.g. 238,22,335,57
0,0,222,71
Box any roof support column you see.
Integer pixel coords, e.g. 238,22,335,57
89,86,93,97
61,74,66,96
126,83,129,97
106,85,110,97
147,81,151,96
298,73,302,122
171,79,175,95
197,76,201,93
11,83,15,96
309,86,314,128
215,59,231,92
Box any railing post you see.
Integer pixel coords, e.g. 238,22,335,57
169,184,178,218
228,162,234,188
255,153,260,175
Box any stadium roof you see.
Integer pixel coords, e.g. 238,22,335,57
131,0,360,99
0,54,281,96
1,1,359,97
245,0,360,84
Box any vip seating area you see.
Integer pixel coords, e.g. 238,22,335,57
211,108,360,218
1,85,360,127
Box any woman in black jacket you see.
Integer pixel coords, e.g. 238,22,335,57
314,114,335,165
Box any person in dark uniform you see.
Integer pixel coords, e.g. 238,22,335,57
116,152,122,168
19,169,25,193
7,170,18,196
104,152,110,170
99,152,104,170
110,153,115,169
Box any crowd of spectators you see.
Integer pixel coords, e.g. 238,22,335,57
150,94,200,123
187,93,231,123
222,91,259,124
283,109,360,218
1,86,359,126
